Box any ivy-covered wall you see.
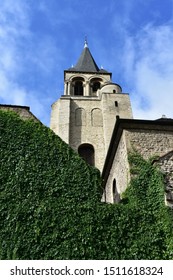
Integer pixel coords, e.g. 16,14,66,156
0,110,173,259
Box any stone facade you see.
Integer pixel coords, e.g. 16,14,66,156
50,44,132,171
51,92,132,171
102,119,173,207
50,42,173,207
2,42,173,208
102,130,130,202
155,152,173,207
125,129,173,159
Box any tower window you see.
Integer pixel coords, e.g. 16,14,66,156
74,81,83,96
91,108,103,127
112,179,120,203
78,144,95,166
75,108,86,126
115,101,118,107
93,82,100,92
113,89,116,93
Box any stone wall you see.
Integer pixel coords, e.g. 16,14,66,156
154,152,173,207
126,128,173,207
125,129,173,159
0,105,39,122
69,97,105,172
104,124,173,206
102,93,132,152
103,131,130,203
50,97,71,143
51,91,132,172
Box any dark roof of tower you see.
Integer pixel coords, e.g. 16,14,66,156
66,41,110,74
74,46,99,72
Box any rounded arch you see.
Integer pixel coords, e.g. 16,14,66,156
74,81,83,96
90,77,103,94
70,74,86,82
91,108,103,127
75,108,86,126
71,76,85,96
78,143,95,166
93,82,100,92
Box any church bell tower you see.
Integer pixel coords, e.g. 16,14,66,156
50,40,133,171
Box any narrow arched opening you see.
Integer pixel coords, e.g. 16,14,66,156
74,81,83,96
90,78,102,96
78,144,95,166
112,179,120,203
93,81,101,92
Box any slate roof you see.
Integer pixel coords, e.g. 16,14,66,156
67,43,109,73
74,46,99,72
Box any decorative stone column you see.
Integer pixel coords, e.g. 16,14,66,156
64,82,67,95
85,81,90,96
83,82,86,96
67,81,71,95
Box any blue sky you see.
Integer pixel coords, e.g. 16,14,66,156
0,0,173,125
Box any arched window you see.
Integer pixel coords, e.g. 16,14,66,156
115,101,118,107
75,108,86,126
91,108,103,127
78,144,95,166
74,81,83,96
112,179,120,203
90,78,102,96
93,81,100,92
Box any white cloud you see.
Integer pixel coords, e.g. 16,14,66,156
122,23,173,120
0,0,57,125
1,0,173,126
0,0,30,100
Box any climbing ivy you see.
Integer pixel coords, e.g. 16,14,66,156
0,110,173,259
0,110,102,259
119,152,173,259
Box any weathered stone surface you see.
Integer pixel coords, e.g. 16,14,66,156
50,72,132,172
103,120,173,206
103,131,130,202
0,104,40,122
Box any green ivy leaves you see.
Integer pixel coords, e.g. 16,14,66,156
0,110,173,260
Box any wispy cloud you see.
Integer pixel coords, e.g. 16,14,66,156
0,1,29,100
1,0,173,125
122,23,173,119
0,0,59,125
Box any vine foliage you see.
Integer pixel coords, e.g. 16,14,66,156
0,110,173,259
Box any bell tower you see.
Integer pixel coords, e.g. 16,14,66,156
50,40,133,171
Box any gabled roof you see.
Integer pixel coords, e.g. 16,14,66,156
66,41,109,74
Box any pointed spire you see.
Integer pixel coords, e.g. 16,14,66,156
84,36,88,48
74,45,99,72
66,39,109,73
